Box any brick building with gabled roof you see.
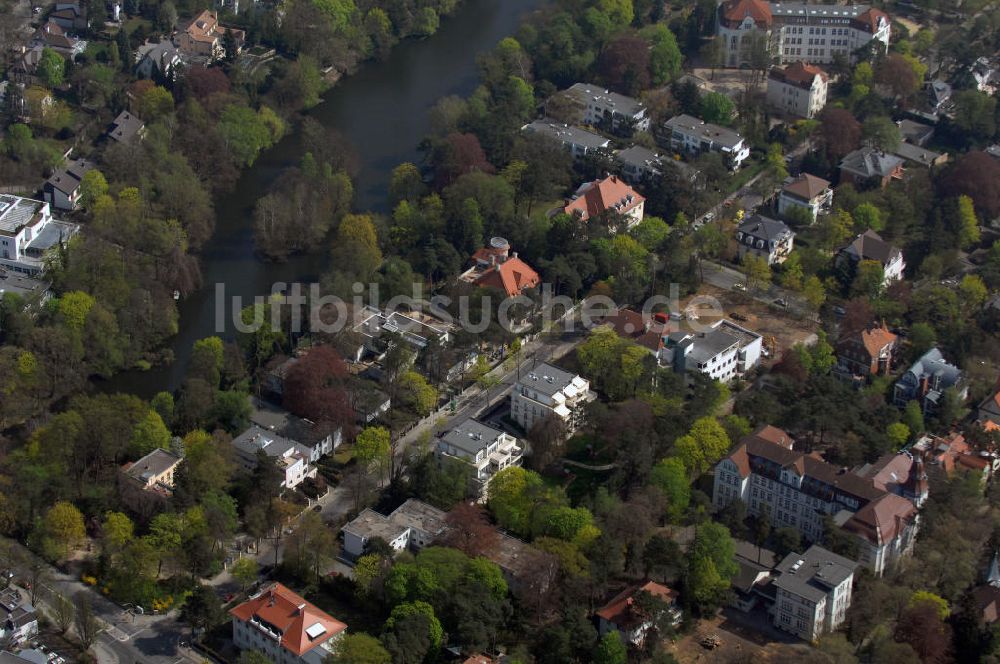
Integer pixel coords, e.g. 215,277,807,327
835,321,897,379
230,583,347,663
713,425,920,575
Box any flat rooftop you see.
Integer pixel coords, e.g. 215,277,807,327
0,195,44,235
519,362,581,396
441,418,505,456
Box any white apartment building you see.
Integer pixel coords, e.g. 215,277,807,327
0,194,79,276
661,319,762,383
350,305,452,364
437,419,523,499
663,114,751,170
230,583,346,664
767,62,829,118
564,83,650,132
341,499,447,559
717,0,890,67
772,545,856,641
522,119,611,159
713,426,920,576
231,425,315,490
511,363,594,433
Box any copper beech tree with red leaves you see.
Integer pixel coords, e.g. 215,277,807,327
818,107,861,161
937,151,1000,220
282,346,355,433
441,502,499,557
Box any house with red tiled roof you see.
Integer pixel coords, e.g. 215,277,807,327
768,62,829,118
230,583,346,664
458,237,540,298
717,0,890,68
564,175,645,229
713,425,919,575
834,322,897,379
977,379,1000,429
602,309,670,357
911,432,997,485
595,581,681,646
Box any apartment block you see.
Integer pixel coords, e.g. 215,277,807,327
437,418,522,499
510,363,594,433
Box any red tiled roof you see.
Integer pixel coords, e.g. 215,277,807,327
564,175,644,222
229,583,346,657
596,581,678,629
747,424,794,449
772,62,829,87
843,492,916,546
859,323,897,360
474,256,540,297
721,0,772,26
604,309,667,352
853,8,889,33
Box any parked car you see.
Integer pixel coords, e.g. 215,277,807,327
700,634,722,650
733,282,746,291
774,298,788,307
312,505,322,512
731,313,749,322
832,305,846,316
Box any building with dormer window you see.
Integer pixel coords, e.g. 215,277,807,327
736,214,795,265
230,583,346,664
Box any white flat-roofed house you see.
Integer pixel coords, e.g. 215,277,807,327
436,419,522,499
350,305,452,364
661,319,762,383
663,114,751,170
511,363,594,433
564,83,650,133
0,194,79,276
231,425,316,490
736,215,795,265
341,499,447,559
767,62,829,118
521,119,611,159
778,173,832,222
772,545,857,641
248,396,342,463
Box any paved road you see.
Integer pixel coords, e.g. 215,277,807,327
2,538,204,664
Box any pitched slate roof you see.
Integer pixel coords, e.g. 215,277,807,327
839,149,904,179
841,230,901,266
737,214,793,242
